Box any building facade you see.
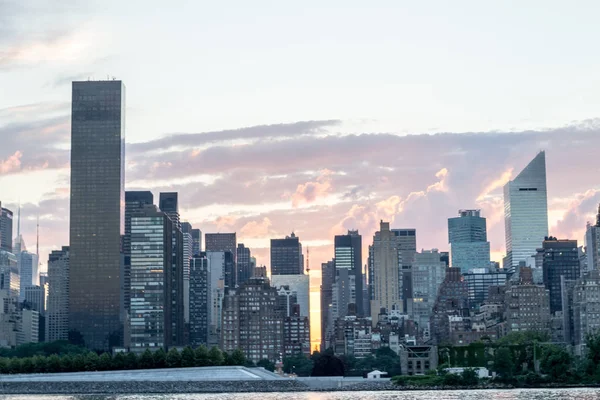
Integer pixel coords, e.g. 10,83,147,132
463,267,508,307
47,247,69,342
448,209,491,273
542,237,580,314
189,253,210,346
236,243,252,286
334,231,363,316
504,151,549,271
270,233,303,275
69,80,125,350
370,221,402,322
0,204,13,253
270,274,310,318
505,280,550,333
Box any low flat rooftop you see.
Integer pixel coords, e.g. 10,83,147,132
0,366,284,382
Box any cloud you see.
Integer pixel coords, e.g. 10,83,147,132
553,189,600,242
291,170,333,207
0,151,22,174
240,217,274,238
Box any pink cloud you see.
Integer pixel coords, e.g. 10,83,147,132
291,169,333,207
0,151,23,174
240,217,273,238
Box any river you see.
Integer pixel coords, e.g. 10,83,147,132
2,390,600,400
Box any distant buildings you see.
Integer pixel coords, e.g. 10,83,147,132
236,243,252,286
408,249,446,332
0,204,13,253
271,233,303,275
205,233,237,287
46,247,69,342
18,251,39,302
505,268,550,333
189,253,210,347
271,274,310,318
503,151,549,271
69,80,125,350
448,209,490,273
320,260,335,350
463,267,508,307
370,221,402,321
333,231,363,317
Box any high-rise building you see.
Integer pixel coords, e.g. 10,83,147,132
205,251,226,346
504,151,549,271
392,229,416,309
69,80,125,350
47,246,69,342
129,206,184,351
0,250,19,298
189,253,210,347
448,209,491,273
181,222,194,325
463,267,508,307
542,237,580,314
283,304,311,357
571,270,600,348
505,268,550,333
18,251,39,302
271,274,310,318
408,249,446,330
271,233,303,275
236,243,252,286
159,192,180,229
585,205,600,272
320,259,335,351
430,268,469,344
192,229,202,256
333,230,363,316
0,204,13,253
205,233,236,287
370,221,402,323
24,285,45,315
124,191,154,313
221,275,286,363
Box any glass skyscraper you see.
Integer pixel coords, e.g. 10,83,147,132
333,230,363,316
270,233,303,275
69,80,125,350
504,151,549,271
448,209,491,273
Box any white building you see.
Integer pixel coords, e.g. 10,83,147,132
271,274,310,318
504,151,549,272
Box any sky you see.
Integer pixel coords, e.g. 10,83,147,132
3,1,600,348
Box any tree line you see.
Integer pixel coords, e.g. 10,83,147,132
0,345,250,375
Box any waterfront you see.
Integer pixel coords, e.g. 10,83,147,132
3,391,600,400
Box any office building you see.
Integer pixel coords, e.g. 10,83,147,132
463,267,508,307
504,151,549,271
159,192,180,229
182,222,194,324
448,209,491,272
192,229,202,256
0,204,13,253
129,206,184,351
333,230,363,316
271,233,303,275
320,260,335,350
0,250,19,298
18,251,39,301
408,249,446,329
236,243,252,286
370,221,402,322
206,233,236,286
271,274,310,318
124,191,154,314
221,275,286,363
189,253,210,346
206,251,226,346
24,285,45,315
542,237,580,314
46,247,69,342
69,80,125,350
392,229,417,308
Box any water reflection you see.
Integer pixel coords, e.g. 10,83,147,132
5,390,600,400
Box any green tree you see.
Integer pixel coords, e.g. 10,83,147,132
181,346,196,368
8,358,22,374
461,368,479,386
124,352,138,370
493,347,514,379
85,351,100,371
20,358,34,373
139,349,155,369
497,331,550,346
72,354,86,372
230,349,246,366
194,345,209,366
166,348,182,368
540,345,571,382
0,358,9,374
208,346,224,366
98,353,112,371
257,359,275,372
586,333,600,375
443,372,463,386
60,354,74,372
153,348,167,368
32,355,47,373
47,354,61,372
111,352,126,370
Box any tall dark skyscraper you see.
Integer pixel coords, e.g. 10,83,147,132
0,204,13,253
159,192,180,229
123,191,154,314
333,230,363,316
192,229,202,256
236,243,252,286
270,232,303,275
542,237,580,314
189,253,210,346
69,80,125,350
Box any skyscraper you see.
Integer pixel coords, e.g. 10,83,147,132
159,192,180,229
189,253,210,346
192,229,202,256
129,206,184,351
333,230,363,316
205,233,236,287
236,243,252,286
18,251,39,301
0,204,13,253
409,249,446,329
47,246,69,342
181,222,194,325
392,228,416,309
271,232,303,275
448,209,491,273
320,259,335,350
370,221,402,323
585,204,600,272
542,237,580,314
69,80,125,350
504,151,549,271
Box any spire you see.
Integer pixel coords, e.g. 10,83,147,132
36,214,39,257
